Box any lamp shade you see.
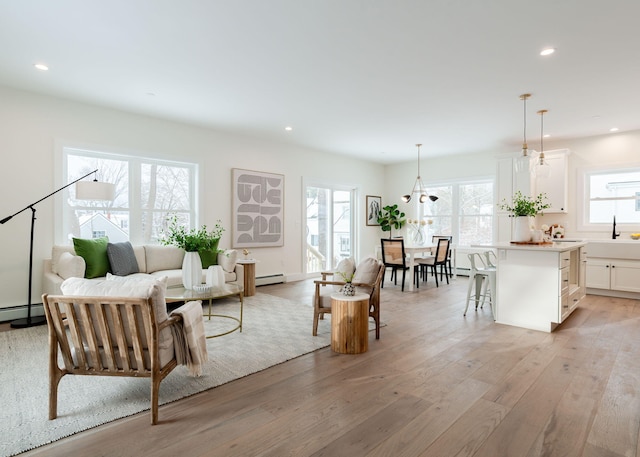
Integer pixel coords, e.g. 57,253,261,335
76,181,115,201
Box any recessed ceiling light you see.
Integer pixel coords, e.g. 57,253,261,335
540,48,555,56
284,126,293,131
543,134,551,138
34,63,49,71
609,127,619,132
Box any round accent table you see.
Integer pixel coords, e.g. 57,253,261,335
236,259,257,297
330,292,370,354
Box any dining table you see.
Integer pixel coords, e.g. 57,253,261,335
404,243,436,292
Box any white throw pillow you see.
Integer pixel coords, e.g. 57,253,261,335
352,256,380,295
333,257,356,291
57,251,86,280
144,245,184,273
60,276,174,367
218,249,238,273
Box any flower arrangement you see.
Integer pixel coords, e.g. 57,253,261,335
498,191,550,217
161,215,225,252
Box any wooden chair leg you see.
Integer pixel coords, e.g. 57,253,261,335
151,376,160,425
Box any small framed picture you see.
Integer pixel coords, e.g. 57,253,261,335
366,195,382,226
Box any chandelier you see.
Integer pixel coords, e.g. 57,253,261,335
401,144,438,203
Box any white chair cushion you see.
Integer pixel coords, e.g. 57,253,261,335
333,257,355,291
60,275,174,367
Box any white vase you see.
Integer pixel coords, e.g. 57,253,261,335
182,251,202,289
513,216,532,242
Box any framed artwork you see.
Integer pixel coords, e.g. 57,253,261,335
232,168,284,248
366,195,382,226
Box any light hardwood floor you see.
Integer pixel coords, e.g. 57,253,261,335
12,275,640,457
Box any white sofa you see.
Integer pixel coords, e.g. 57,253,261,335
43,244,244,296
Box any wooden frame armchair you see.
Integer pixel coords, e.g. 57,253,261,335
313,259,384,339
42,293,182,425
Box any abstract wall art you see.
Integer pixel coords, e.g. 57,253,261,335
231,168,284,248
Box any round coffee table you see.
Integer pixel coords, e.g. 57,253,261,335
166,284,244,338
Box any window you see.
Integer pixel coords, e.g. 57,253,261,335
304,183,355,274
424,179,493,246
62,147,198,244
584,168,640,225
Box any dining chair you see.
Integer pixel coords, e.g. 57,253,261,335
380,238,417,291
417,238,451,287
430,235,453,280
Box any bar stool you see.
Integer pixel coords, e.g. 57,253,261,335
464,252,496,319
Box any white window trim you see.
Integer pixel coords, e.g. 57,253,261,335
577,162,640,232
55,140,202,245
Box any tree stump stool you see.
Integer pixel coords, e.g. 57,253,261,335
330,293,369,354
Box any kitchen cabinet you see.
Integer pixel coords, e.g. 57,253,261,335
476,241,586,332
586,241,640,298
586,258,640,293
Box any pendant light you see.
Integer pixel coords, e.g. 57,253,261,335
535,109,551,178
514,93,533,173
401,144,438,203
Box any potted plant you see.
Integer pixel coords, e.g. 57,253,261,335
161,215,225,288
498,191,550,242
377,204,406,239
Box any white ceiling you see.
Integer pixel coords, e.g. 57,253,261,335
2,1,640,164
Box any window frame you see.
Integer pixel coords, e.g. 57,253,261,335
55,142,201,245
577,163,640,232
423,176,494,247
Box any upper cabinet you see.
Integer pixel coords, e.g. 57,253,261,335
535,149,569,213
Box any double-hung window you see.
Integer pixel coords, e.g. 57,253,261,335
61,147,198,244
581,166,640,228
423,179,494,246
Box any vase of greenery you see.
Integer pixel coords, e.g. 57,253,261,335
338,271,356,296
161,216,225,289
498,191,550,242
377,204,406,239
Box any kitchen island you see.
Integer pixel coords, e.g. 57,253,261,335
475,241,587,332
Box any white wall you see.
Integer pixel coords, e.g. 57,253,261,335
0,86,385,311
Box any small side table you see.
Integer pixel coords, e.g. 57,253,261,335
330,293,369,354
237,259,256,297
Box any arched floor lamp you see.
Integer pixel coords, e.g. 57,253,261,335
1,169,114,328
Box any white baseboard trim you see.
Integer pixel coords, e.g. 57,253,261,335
0,304,44,323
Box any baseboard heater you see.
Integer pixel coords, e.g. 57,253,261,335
255,274,285,286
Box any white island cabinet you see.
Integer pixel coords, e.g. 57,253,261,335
475,241,587,332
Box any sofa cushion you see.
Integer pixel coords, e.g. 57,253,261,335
57,251,86,280
60,275,174,368
107,241,139,276
145,245,184,273
73,237,110,279
218,250,238,273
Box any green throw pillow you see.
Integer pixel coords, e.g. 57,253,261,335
73,237,110,279
199,249,219,269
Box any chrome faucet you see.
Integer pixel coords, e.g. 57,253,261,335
612,215,621,239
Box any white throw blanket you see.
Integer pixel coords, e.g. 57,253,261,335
170,300,208,376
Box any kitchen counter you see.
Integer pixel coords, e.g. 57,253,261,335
473,241,587,332
478,240,588,252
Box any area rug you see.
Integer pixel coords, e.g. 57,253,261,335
0,293,349,457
